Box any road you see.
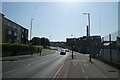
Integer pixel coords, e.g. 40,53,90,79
56,52,120,79
2,50,71,79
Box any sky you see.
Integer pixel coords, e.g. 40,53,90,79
1,1,119,41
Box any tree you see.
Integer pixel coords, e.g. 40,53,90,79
40,37,50,47
32,37,41,45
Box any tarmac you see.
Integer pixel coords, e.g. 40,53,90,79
51,51,120,79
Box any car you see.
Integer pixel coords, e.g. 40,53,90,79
65,49,69,52
60,49,66,55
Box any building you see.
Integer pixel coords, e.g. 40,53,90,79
66,36,101,56
0,13,28,44
50,41,66,48
66,38,81,51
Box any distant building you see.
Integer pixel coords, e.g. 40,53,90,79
50,41,66,48
66,36,101,56
0,13,28,44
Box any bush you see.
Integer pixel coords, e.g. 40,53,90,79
2,43,43,57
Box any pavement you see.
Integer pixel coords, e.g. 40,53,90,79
1,49,56,61
51,51,120,79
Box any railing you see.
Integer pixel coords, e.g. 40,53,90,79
97,31,120,68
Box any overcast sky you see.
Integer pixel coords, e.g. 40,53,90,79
2,1,119,41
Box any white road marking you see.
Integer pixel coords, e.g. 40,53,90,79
3,69,18,74
25,64,31,68
81,65,88,80
84,64,89,66
81,67,85,73
72,62,77,66
51,64,64,78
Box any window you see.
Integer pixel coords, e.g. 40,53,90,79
14,32,17,36
13,25,17,29
22,35,24,38
25,30,28,34
22,29,24,32
7,22,11,27
26,35,28,39
8,30,12,35
17,27,21,30
8,39,11,43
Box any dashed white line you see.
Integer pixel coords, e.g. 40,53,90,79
25,64,31,68
80,64,88,80
81,67,88,79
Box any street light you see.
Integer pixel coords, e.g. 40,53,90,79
30,18,34,56
30,19,34,41
83,13,90,36
83,13,92,63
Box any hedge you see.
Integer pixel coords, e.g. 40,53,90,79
1,43,43,57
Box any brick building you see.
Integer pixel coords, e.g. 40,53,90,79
0,13,28,44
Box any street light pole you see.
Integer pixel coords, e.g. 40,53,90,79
84,13,92,63
30,19,34,56
83,13,90,36
88,13,90,36
30,19,34,41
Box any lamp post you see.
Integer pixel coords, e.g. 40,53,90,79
30,19,34,56
83,13,90,36
83,13,92,63
30,19,34,41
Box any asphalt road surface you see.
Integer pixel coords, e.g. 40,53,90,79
57,52,120,79
2,50,71,79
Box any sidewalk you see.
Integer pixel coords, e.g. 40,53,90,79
2,49,56,61
53,52,120,79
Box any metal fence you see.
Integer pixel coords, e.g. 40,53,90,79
97,31,120,67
